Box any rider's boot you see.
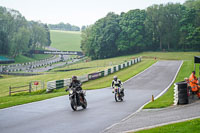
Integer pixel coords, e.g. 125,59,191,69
121,89,124,96
197,92,200,99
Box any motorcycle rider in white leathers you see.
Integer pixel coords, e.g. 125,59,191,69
111,76,124,95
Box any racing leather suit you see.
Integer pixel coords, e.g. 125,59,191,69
69,80,84,103
111,79,124,94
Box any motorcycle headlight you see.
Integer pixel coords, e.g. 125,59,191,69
69,90,73,94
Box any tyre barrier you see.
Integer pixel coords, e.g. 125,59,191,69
176,81,188,105
174,83,178,105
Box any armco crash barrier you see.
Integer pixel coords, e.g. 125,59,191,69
46,57,141,92
56,80,64,89
78,75,89,82
47,78,71,92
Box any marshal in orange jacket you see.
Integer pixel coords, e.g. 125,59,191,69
189,72,199,92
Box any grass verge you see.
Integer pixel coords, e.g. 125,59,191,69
0,89,67,109
135,118,200,133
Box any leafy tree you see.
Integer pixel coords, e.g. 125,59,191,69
44,24,51,46
81,25,96,58
0,6,52,57
11,27,30,57
161,3,184,50
81,12,120,59
80,1,200,59
116,9,146,53
179,7,196,50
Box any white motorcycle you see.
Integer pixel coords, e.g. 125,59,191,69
113,87,124,102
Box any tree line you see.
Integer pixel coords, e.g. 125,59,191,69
81,0,200,59
0,6,51,58
48,22,80,31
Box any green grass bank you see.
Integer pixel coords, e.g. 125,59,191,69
135,118,200,133
50,30,81,51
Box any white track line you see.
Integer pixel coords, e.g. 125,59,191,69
102,60,183,133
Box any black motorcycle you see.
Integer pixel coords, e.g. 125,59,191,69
68,88,87,111
114,87,124,102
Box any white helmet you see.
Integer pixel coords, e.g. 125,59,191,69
113,76,117,81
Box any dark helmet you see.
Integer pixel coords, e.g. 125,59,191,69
72,76,77,81
113,76,117,81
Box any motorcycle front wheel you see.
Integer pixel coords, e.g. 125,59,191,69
71,101,77,111
115,93,120,102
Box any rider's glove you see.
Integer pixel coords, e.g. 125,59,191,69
65,88,69,92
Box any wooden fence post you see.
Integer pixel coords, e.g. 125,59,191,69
29,83,31,93
43,81,45,89
9,86,11,96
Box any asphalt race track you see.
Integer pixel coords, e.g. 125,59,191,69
0,61,182,133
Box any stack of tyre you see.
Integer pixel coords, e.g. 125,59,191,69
177,81,188,104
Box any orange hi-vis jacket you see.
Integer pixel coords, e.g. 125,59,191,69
189,73,199,92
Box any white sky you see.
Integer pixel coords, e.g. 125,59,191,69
0,0,186,27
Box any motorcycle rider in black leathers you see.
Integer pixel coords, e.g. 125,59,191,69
67,76,84,103
111,76,124,96
69,76,82,91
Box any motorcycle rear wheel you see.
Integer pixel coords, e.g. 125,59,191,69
120,95,124,101
82,98,87,109
120,92,124,101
